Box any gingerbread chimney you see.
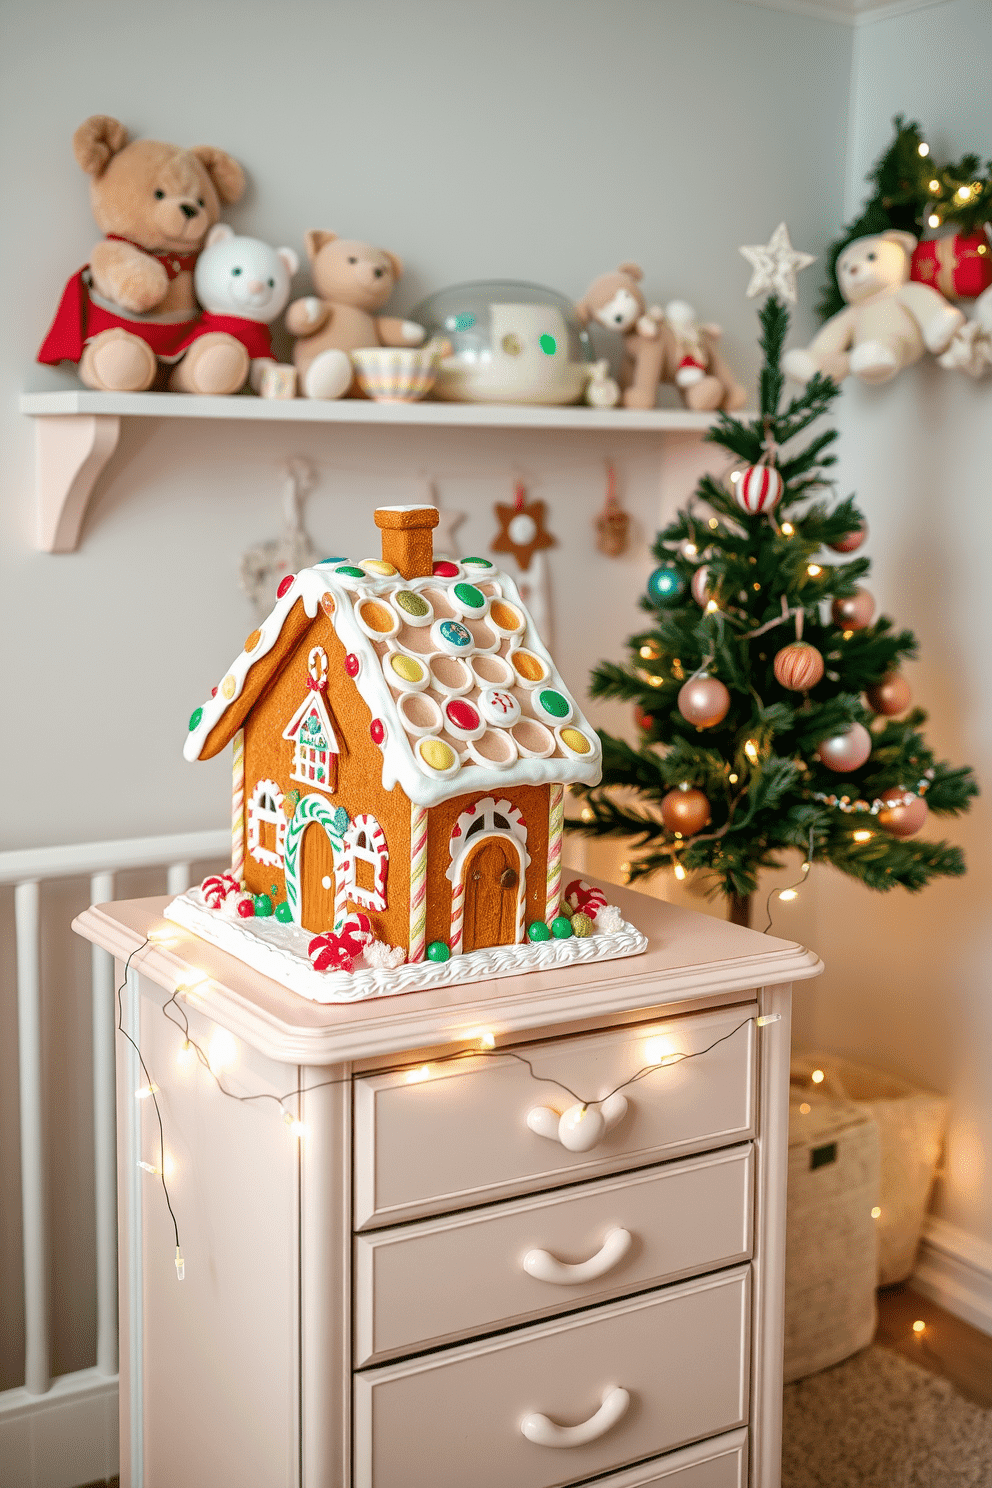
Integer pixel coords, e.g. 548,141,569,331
374,505,440,580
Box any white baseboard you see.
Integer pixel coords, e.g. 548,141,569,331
0,1368,119,1488
912,1215,992,1338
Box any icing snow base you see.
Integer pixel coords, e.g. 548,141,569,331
163,890,647,1005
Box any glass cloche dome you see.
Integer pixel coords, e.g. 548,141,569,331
409,281,594,405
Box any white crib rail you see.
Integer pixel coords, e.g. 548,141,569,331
0,827,228,1484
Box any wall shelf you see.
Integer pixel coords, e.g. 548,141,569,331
19,389,723,553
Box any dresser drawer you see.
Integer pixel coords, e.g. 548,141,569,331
588,1430,747,1488
354,1265,750,1488
354,1004,757,1228
354,1144,753,1365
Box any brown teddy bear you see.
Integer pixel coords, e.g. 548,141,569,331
575,264,746,412
38,115,248,394
285,233,425,398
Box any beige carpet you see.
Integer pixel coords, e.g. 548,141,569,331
782,1346,992,1487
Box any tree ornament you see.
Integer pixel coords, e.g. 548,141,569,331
816,721,872,773
690,565,712,607
773,641,825,691
660,785,712,835
595,462,630,557
739,222,817,304
647,564,684,604
678,676,731,729
878,787,928,838
634,705,654,733
866,672,912,716
831,588,875,630
829,520,868,553
491,481,556,571
911,232,992,302
735,463,784,515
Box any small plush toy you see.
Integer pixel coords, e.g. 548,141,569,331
38,115,248,394
285,233,425,399
194,226,298,396
575,265,746,411
937,284,992,378
783,230,966,386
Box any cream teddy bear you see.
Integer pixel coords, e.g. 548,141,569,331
784,230,966,386
194,225,298,396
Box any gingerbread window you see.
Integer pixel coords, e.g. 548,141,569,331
344,814,388,912
282,691,339,794
247,779,287,868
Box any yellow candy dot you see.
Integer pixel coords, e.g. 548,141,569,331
560,728,590,755
361,559,397,576
221,674,237,700
420,738,455,771
391,654,423,683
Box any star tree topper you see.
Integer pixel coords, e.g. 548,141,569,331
739,222,816,304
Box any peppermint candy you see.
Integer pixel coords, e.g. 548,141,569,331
564,878,607,921
308,913,374,974
201,872,241,909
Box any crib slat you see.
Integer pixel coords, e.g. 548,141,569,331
15,879,51,1395
90,870,119,1377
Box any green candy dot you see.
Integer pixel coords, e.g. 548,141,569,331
335,565,365,578
453,582,486,610
395,589,430,617
539,334,557,355
528,920,552,942
188,707,203,731
426,940,451,962
461,556,492,568
551,916,573,939
538,689,570,718
254,894,274,918
275,902,293,923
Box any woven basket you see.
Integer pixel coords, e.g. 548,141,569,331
791,1052,949,1285
784,1093,880,1382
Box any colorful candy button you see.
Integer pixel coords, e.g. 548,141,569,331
276,574,295,598
320,593,336,618
188,707,203,731
532,687,573,725
444,698,485,741
244,629,262,653
432,618,473,655
335,565,365,579
450,582,490,619
317,556,346,566
391,589,433,626
383,651,430,692
488,600,525,637
460,556,494,572
360,558,398,577
344,653,361,678
510,648,549,686
356,598,400,639
370,718,386,746
417,736,461,777
433,560,461,578
478,686,521,727
221,674,237,700
556,726,596,759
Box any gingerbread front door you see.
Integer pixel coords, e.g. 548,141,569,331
300,821,338,932
461,836,520,952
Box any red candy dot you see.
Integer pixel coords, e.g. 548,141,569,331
210,686,218,697
344,653,360,678
433,561,459,577
370,718,385,745
236,897,255,919
277,574,294,598
446,699,480,731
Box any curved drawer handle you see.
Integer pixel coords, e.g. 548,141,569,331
521,1386,630,1448
523,1227,632,1285
526,1092,628,1152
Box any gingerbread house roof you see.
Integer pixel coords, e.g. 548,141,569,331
184,521,602,810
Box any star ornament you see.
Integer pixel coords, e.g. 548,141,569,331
739,223,816,304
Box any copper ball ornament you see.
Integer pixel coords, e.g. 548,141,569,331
815,721,873,773
690,565,712,607
831,588,875,630
829,520,868,553
678,676,731,729
866,672,911,716
773,641,825,691
877,788,928,838
660,785,712,836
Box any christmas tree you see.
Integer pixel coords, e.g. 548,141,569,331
571,295,978,925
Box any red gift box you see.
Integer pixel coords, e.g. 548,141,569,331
910,231,992,301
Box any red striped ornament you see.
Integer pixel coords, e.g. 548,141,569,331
735,464,784,515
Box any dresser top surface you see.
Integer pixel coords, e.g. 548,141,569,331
73,873,820,1064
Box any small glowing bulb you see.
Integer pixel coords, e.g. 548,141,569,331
957,185,971,201
842,630,854,641
928,213,941,228
620,861,632,882
162,1152,176,1178
757,1014,782,1026
175,1246,185,1282
135,1083,158,1100
660,1052,684,1067
683,543,698,557
800,1102,811,1115
148,928,180,947
649,674,664,688
928,179,940,192
708,517,719,529
674,863,686,881
639,645,653,658
177,1040,196,1070
801,862,811,874
705,599,719,614
478,1029,496,1049
853,829,873,842
811,1069,825,1084
673,831,683,840
581,806,594,823
207,1028,237,1073
729,772,738,784
644,1037,666,1064
871,1206,882,1219
781,522,794,536
406,1065,431,1084
744,740,759,763
729,471,742,483
807,564,822,577
912,1319,926,1334
918,141,930,156
137,1160,159,1174
779,888,798,902
287,1119,306,1138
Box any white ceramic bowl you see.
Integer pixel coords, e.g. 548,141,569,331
350,343,443,402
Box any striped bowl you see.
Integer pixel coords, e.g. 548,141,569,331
350,342,444,402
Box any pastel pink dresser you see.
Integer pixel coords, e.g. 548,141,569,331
74,875,821,1488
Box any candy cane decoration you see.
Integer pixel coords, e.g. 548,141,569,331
231,729,245,885
546,783,564,921
409,802,429,963
449,876,465,957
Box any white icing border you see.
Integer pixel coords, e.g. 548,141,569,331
163,890,647,1005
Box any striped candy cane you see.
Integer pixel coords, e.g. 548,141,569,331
409,803,429,962
449,876,465,956
231,729,245,885
545,783,564,922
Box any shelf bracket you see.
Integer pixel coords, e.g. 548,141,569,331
34,414,121,552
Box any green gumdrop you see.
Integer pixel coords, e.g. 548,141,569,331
426,940,451,962
254,894,274,918
551,916,573,939
275,902,293,923
528,920,552,942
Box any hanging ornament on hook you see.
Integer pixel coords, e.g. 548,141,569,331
595,461,630,557
491,480,557,571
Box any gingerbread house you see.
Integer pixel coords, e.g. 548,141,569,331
183,506,603,963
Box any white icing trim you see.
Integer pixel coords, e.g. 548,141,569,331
164,889,647,1005
344,813,388,912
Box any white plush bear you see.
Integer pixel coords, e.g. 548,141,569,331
784,230,966,386
938,284,992,378
194,225,299,396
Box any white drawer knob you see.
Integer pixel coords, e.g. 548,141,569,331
523,1227,632,1285
521,1386,630,1448
526,1092,628,1152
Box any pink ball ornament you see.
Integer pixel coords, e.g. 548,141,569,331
690,565,712,607
678,676,731,729
877,788,928,838
829,520,868,554
816,722,872,773
734,464,784,515
831,588,875,631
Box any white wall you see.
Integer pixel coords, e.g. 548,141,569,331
1,0,859,1393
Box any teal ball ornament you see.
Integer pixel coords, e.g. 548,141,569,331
426,940,451,962
647,565,684,605
551,915,574,939
528,920,552,942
